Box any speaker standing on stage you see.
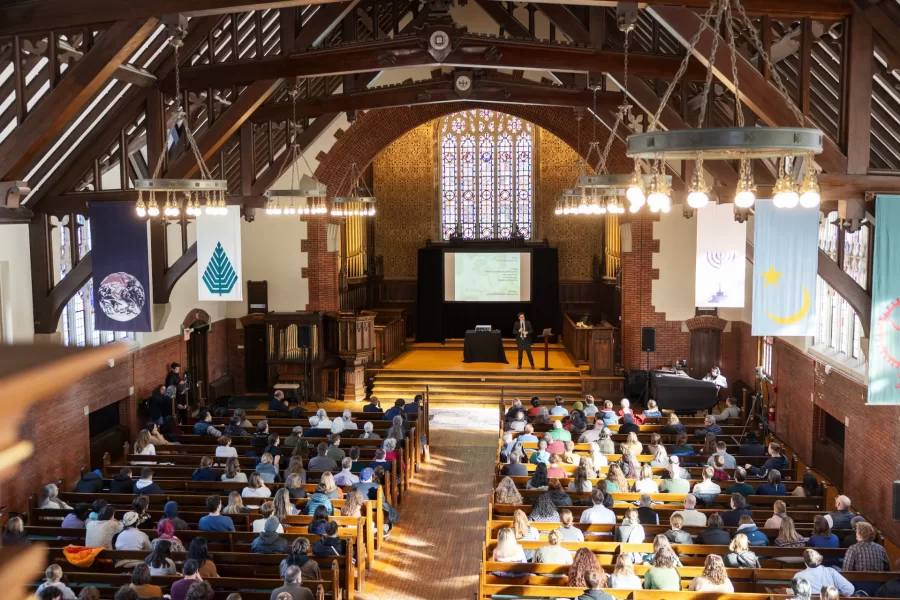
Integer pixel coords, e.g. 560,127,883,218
513,312,535,369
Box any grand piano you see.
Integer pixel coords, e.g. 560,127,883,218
649,369,719,412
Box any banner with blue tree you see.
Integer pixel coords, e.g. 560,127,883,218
196,209,243,301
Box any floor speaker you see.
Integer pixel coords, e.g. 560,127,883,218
894,481,900,521
641,327,657,352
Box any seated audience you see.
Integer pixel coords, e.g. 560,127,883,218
40,483,72,510
844,521,890,571
618,413,640,436
169,560,211,600
528,439,550,465
827,495,854,530
216,436,238,458
532,529,572,564
3,516,30,547
616,508,646,562
722,493,754,527
269,390,290,413
643,548,680,590
35,565,77,600
674,494,707,527
660,458,690,495
609,554,642,589
797,549,854,595
737,515,769,546
719,397,741,420
501,452,528,477
691,466,722,504
568,548,604,589
876,558,900,598
198,495,235,532
568,464,593,493
642,399,662,418
110,467,134,494
492,526,527,563
746,442,789,478
662,413,685,434
670,431,695,456
542,479,572,506
85,506,123,549
688,554,735,592
145,539,177,576
707,440,737,469
740,431,767,456
193,410,222,437
134,468,164,495
188,538,218,579
252,502,284,533
558,509,584,542
550,396,569,417
697,513,731,545
153,519,185,552
256,453,279,483
128,564,163,599
242,472,272,507
758,469,788,495
309,442,339,472
790,577,813,600
580,489,615,524
223,416,250,438
193,456,219,482
604,463,629,493
633,464,658,494
765,500,789,530
526,462,549,491
598,400,619,426
518,424,539,444
582,395,598,417
281,537,321,582
694,414,723,438
795,472,823,498
252,516,291,554
495,476,524,505
222,457,248,483
270,565,314,600
664,513,693,544
726,467,755,497
808,515,841,563
306,482,334,515
363,396,382,413
724,532,761,567
637,494,660,526
308,505,329,535
164,501,189,531
775,516,808,557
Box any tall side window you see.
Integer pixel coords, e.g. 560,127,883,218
439,109,533,240
762,336,774,377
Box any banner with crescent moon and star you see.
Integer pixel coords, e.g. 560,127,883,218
751,200,819,336
868,195,900,405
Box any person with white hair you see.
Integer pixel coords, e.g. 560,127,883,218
650,444,669,468
271,564,314,600
578,419,605,444
314,408,332,430
331,418,345,435
597,427,615,454
674,494,707,527
694,414,723,438
361,422,380,440
827,495,853,530
588,441,609,468
342,409,358,430
660,457,690,494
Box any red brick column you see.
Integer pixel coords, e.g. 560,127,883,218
302,217,340,311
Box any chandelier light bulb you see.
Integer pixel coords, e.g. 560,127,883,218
170,205,180,217
626,184,645,206
629,201,641,214
687,191,709,209
800,188,821,208
734,156,756,208
798,163,821,208
147,199,160,217
734,189,756,208
687,163,710,209
204,203,215,215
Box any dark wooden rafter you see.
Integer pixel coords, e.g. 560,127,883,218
0,18,160,181
165,34,708,91
842,11,874,175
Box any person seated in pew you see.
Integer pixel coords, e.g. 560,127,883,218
876,558,900,598
253,515,291,554
826,495,854,530
662,413,685,435
255,453,280,483
549,396,569,417
161,415,183,440
698,512,731,545
283,425,304,448
797,549,855,595
383,399,405,421
586,443,607,471
281,538,322,583
758,469,788,495
532,529,572,564
126,564,163,600
352,468,379,501
737,514,769,546
619,413,641,436
507,410,527,433
691,466,722,505
609,554,642,589
109,467,134,494
719,397,742,420
198,495,235,532
277,474,305,501
525,397,542,418
660,457,690,495
131,496,152,529
561,441,581,466
633,464,659,494
39,483,72,510
308,505,330,535
334,457,361,486
568,464,593,493
845,521,891,572
187,582,216,600
548,419,572,443
795,472,823,499
492,526,528,566
664,513,693,545
133,467,164,496
707,440,737,469
765,500,788,530
598,400,619,427
186,537,218,579
506,398,525,423
694,414,723,438
269,390,291,413
555,508,584,542
2,516,29,547
604,463,629,493
689,554,735,592
580,489,615,524
60,503,90,534
501,452,528,478
740,431,767,457
533,406,553,426
644,534,684,566
569,550,607,592
711,454,730,482
495,476,524,505
582,395,599,418
702,433,718,457
360,422,380,440
273,488,299,521
363,396,382,414
320,472,343,500
193,410,222,438
385,415,406,443
724,532,761,567
271,565,315,600
265,433,284,467
821,585,841,600
193,456,219,482
253,421,271,447
161,501,188,532
722,493,754,527
643,548,681,590
617,398,641,422
526,462,550,491
775,516,808,557
726,467,755,497
499,432,521,464
528,439,551,465
113,511,151,551
340,487,366,518
564,410,589,437
346,447,365,473
73,469,104,495
252,501,283,533
214,435,239,460
169,559,213,600
674,493,707,527
517,423,539,445
617,508,647,562
670,431,695,457
145,539,177,576
153,519,184,552
306,482,334,516
578,420,604,444
808,515,841,561
619,431,643,456
542,432,563,456
637,494,660,526
643,399,663,419
746,442,789,478
546,454,566,479
789,577,814,600
35,564,77,600
221,456,248,484
223,416,250,438
646,432,663,457
841,516,866,548
132,429,156,465
542,479,572,507
314,520,346,557
529,492,562,523
308,442,339,472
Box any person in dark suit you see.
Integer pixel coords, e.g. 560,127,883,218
512,312,535,369
268,391,290,413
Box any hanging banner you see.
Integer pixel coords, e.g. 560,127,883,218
196,208,243,301
89,203,152,332
696,203,746,307
868,195,900,404
751,200,819,336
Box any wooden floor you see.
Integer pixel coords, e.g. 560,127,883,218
358,424,498,600
383,347,577,371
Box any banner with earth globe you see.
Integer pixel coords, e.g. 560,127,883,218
89,203,152,332
196,207,243,302
868,195,900,405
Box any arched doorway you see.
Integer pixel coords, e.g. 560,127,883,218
186,319,210,406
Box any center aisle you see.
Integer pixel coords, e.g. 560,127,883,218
358,409,499,600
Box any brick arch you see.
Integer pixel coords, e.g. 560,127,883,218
182,309,211,329
314,102,632,195
685,315,728,332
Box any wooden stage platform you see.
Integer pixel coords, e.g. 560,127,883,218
382,340,578,372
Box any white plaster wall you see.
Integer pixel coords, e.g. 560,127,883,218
0,224,35,343
652,205,697,321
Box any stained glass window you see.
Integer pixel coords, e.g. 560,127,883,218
439,110,533,239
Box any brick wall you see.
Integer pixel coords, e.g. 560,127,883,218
0,318,230,515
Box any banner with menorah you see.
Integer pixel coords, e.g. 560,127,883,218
196,208,243,301
695,203,746,308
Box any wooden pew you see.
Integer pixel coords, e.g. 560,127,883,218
489,504,826,524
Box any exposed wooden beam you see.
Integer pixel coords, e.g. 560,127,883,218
168,35,707,91
295,1,362,49
843,12,874,175
472,0,532,38
0,0,853,37
817,247,871,338
537,5,593,45
0,206,33,224
251,79,624,121
0,18,159,181
649,6,848,175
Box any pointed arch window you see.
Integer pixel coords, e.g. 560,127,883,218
439,110,533,240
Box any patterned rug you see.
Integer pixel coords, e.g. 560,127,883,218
429,407,500,432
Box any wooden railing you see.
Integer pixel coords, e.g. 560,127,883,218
562,313,592,365
562,313,618,374
372,314,405,367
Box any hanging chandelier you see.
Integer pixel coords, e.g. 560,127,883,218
331,162,376,217
135,29,227,218
624,0,823,211
555,95,596,216
264,85,328,216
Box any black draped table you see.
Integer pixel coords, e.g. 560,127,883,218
463,329,508,363
650,369,719,411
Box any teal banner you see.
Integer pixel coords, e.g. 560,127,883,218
868,195,900,404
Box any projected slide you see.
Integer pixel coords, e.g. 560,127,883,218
444,252,532,302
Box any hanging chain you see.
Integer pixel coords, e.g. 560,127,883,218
723,2,745,127
648,0,718,132
697,0,726,128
